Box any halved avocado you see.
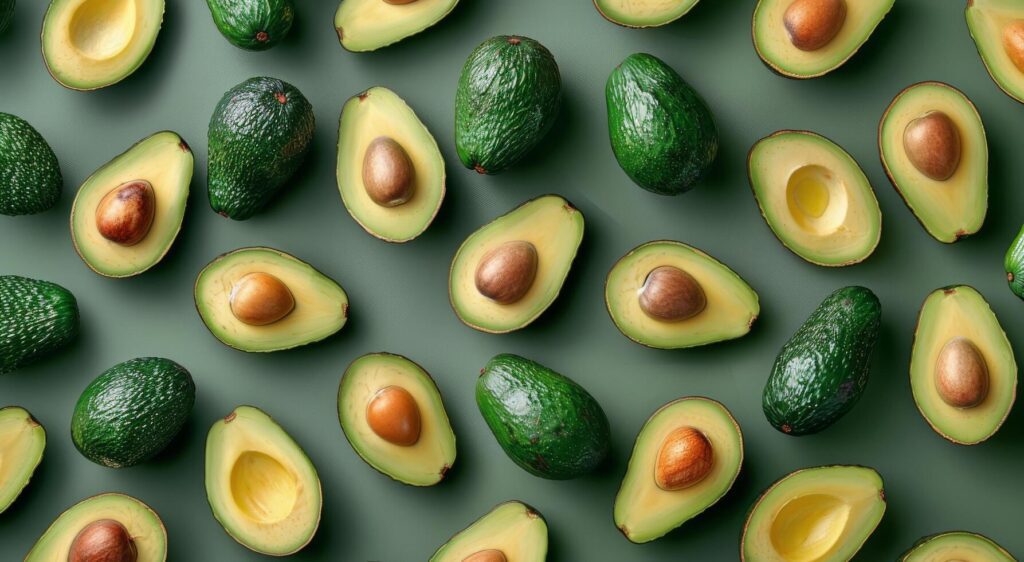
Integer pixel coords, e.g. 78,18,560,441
605,241,759,349
194,247,349,352
741,465,886,562
42,0,165,90
594,0,699,28
335,0,458,52
0,406,45,515
614,397,743,543
205,405,321,556
430,501,548,562
910,286,1016,445
338,352,456,486
337,87,445,243
967,0,1024,104
25,493,166,561
900,531,1015,562
449,195,584,333
71,131,192,278
879,82,987,243
748,130,882,266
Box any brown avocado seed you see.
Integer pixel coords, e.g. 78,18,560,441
462,550,507,562
95,180,156,246
654,426,714,491
362,136,415,207
638,266,707,322
229,272,296,326
903,111,961,181
474,240,539,305
366,385,422,446
68,519,137,562
935,337,989,408
783,0,847,51
1003,21,1024,73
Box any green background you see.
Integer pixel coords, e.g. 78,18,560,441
1,0,1021,559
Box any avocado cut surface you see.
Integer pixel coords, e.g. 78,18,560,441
0,406,44,514
968,0,1024,103
430,501,548,562
207,0,294,50
900,531,1015,562
749,130,881,266
334,0,458,52
0,275,79,374
206,405,321,556
0,112,62,216
595,0,699,27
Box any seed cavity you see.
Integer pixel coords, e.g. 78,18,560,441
903,111,961,181
95,180,156,246
229,272,296,326
783,0,847,51
462,550,507,562
475,240,539,305
1003,21,1024,73
362,136,415,207
654,426,714,491
366,385,422,446
934,336,989,408
68,519,137,562
638,266,707,322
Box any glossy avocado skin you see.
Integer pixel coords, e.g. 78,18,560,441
72,357,195,468
455,36,561,174
207,0,294,50
606,53,717,196
0,276,78,374
0,0,13,34
0,113,61,216
1005,224,1024,299
477,354,610,479
763,286,881,435
208,77,315,220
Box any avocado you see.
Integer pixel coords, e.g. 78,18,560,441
606,53,718,196
41,0,164,90
430,501,548,562
879,82,987,243
910,286,1016,445
207,0,294,50
450,195,583,333
763,286,881,435
455,35,561,174
595,0,699,28
70,131,193,278
1006,225,1024,299
0,112,62,216
614,397,743,544
335,0,459,52
337,87,445,243
208,76,315,220
0,0,12,34
968,0,1024,104
900,531,1014,562
0,406,44,514
206,405,321,556
749,130,882,266
752,0,894,79
605,240,759,349
0,275,79,374
741,465,886,562
338,352,456,486
477,353,610,480
195,247,349,352
26,493,166,562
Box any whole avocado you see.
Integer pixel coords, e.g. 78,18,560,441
1004,224,1024,299
0,276,78,374
0,0,13,34
206,0,294,50
0,112,62,215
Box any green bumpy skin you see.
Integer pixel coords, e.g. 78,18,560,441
763,286,881,435
207,0,294,50
1005,224,1024,299
455,35,561,174
0,276,78,374
0,113,62,215
72,357,195,468
477,353,610,479
0,0,13,34
207,76,315,220
606,53,718,196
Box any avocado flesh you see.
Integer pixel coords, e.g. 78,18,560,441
430,501,548,562
749,131,881,266
195,247,348,352
967,0,1024,103
206,405,321,556
900,531,1014,562
753,0,893,78
337,87,445,243
335,0,458,52
614,398,742,543
742,465,886,562
42,0,165,90
71,131,193,278
595,0,699,27
911,286,1016,445
0,407,45,514
26,493,166,561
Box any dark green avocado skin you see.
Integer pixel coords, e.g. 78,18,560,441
0,276,78,374
455,35,561,174
207,0,294,51
0,112,62,215
1005,224,1024,299
72,357,195,468
606,53,718,196
207,76,315,220
763,286,881,436
0,0,13,34
476,353,610,479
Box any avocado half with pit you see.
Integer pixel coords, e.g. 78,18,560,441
195,247,349,352
749,130,881,266
430,501,548,562
595,0,699,28
615,397,742,544
450,195,584,333
335,0,458,52
879,82,987,243
741,465,886,562
338,352,456,486
206,405,321,556
0,406,45,515
752,0,894,78
26,493,166,562
968,0,1024,104
911,286,1017,445
900,531,1015,562
337,87,445,243
42,0,165,90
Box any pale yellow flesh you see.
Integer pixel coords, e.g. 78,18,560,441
335,0,458,52
430,502,547,562
967,0,1024,103
0,407,45,513
902,532,1014,562
595,0,699,27
25,494,166,562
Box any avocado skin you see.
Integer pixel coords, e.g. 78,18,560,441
1005,224,1024,299
0,113,62,215
455,36,561,174
0,0,13,34
207,0,294,51
72,357,195,468
477,354,610,479
0,276,78,374
606,53,718,196
763,286,881,435
208,76,315,220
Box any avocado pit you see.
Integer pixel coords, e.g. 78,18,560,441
462,549,507,562
783,0,847,51
68,519,137,562
229,272,295,326
654,426,714,491
638,266,706,322
1003,21,1024,73
903,111,961,181
475,240,539,305
363,136,415,207
935,336,989,408
366,385,422,446
95,180,156,246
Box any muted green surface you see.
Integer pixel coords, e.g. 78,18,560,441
0,0,1022,560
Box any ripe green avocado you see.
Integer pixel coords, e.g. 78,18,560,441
967,0,1024,104
430,501,548,562
0,113,62,216
0,406,45,514
1005,224,1024,299
207,0,294,50
606,53,718,196
335,0,459,52
900,531,1014,562
0,275,79,374
594,0,699,28
0,0,12,35
763,286,881,435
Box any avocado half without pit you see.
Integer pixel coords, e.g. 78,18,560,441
594,0,700,28
335,0,459,52
900,531,1015,562
0,407,45,515
967,0,1024,103
429,501,548,562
